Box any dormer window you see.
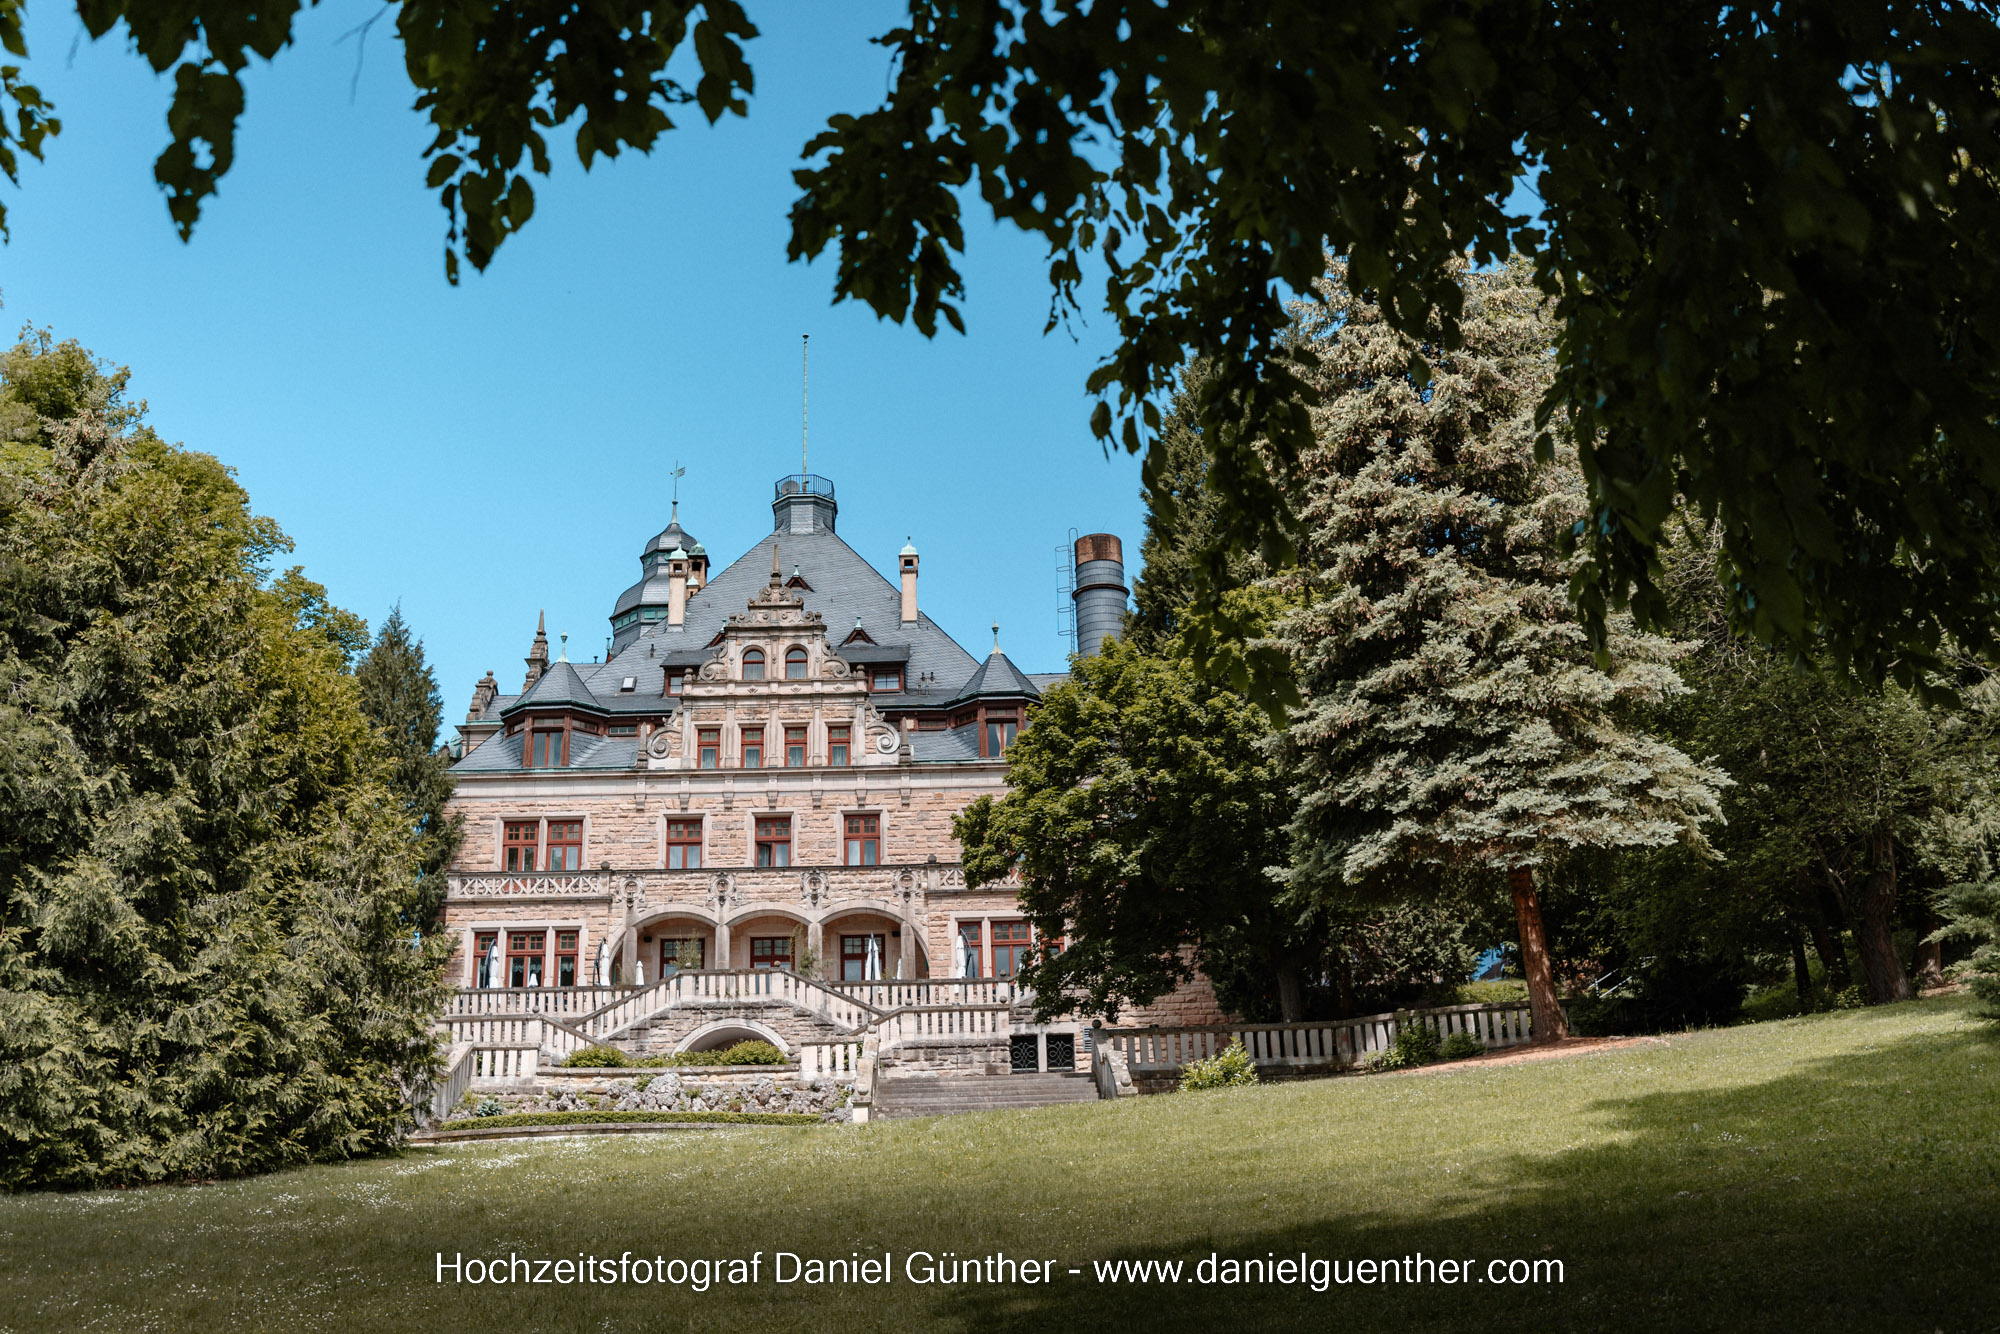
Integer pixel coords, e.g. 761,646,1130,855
619,676,637,693
871,667,902,693
529,728,566,768
743,649,766,681
785,647,809,680
984,715,1018,758
665,669,684,695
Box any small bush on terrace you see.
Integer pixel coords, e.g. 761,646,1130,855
709,1040,788,1066
562,1046,630,1068
1179,1039,1259,1091
1440,1032,1485,1061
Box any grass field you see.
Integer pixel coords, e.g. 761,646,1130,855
4,995,1995,1334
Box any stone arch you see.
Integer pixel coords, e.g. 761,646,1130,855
724,904,811,930
677,1018,790,1056
820,903,926,978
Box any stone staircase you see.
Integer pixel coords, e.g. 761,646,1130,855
871,1072,1100,1119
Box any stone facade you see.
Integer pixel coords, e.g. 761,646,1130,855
439,472,1232,1039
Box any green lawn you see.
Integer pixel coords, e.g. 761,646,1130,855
4,996,1995,1333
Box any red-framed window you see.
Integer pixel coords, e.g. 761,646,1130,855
661,937,703,975
785,646,809,680
507,930,546,988
958,921,984,978
755,815,791,867
555,930,579,987
984,716,1018,759
841,933,885,981
844,813,879,866
742,648,765,680
785,725,807,768
503,821,539,872
698,728,720,769
666,669,685,695
546,820,582,872
741,726,764,768
992,920,1033,978
827,724,850,767
529,729,565,768
666,818,703,869
871,667,901,692
750,936,793,970
474,931,499,987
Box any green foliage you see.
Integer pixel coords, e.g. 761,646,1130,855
1439,1032,1484,1062
561,1046,630,1068
472,1098,504,1118
1277,257,1729,895
0,334,451,1190
437,1110,820,1130
1177,1039,1258,1092
953,633,1299,1022
1377,1024,1443,1071
1937,874,2000,1018
3,9,1992,701
702,1040,786,1066
355,607,463,924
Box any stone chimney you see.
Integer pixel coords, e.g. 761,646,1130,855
1071,534,1128,658
467,670,499,721
524,610,551,688
667,547,689,627
899,537,919,623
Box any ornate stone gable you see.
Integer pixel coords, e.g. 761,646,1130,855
652,545,902,771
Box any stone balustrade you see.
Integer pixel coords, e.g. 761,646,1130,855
873,1003,1011,1053
797,1040,864,1078
1094,1001,1536,1078
829,978,1023,1010
444,863,1014,902
445,986,627,1018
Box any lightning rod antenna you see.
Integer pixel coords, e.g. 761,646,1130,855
801,333,810,477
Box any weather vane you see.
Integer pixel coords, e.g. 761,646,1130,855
670,460,685,517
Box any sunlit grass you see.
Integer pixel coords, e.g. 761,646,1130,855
3,996,1993,1333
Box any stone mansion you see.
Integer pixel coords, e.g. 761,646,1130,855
439,473,1215,1035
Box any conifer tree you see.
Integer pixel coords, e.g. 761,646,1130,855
356,606,463,925
0,335,451,1188
1276,258,1730,1040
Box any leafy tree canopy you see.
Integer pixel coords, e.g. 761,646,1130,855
3,5,1994,695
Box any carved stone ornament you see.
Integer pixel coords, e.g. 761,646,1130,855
646,728,677,759
705,872,740,914
800,869,831,910
819,658,851,678
697,658,728,682
873,730,899,755
893,868,921,908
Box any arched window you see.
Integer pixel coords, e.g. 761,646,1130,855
742,648,765,680
785,646,809,680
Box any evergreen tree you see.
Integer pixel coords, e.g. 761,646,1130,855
1275,257,1730,1041
356,606,463,925
0,335,450,1189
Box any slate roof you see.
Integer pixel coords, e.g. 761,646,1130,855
1027,672,1070,693
455,730,642,772
590,523,983,707
500,659,602,716
946,649,1043,705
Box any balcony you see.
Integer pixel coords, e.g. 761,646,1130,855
442,862,1016,902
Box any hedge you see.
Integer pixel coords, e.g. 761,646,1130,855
437,1111,823,1130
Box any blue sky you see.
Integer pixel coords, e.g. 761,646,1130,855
1,1,1144,713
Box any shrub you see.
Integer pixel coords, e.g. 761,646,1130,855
632,1074,653,1091
709,1041,788,1066
1373,1023,1443,1071
1179,1039,1259,1091
430,1110,822,1131
473,1099,504,1118
561,1046,630,1068
1440,1032,1485,1061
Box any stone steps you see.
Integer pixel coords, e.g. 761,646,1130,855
873,1073,1101,1119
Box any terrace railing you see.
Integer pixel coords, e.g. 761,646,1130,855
1094,1001,1535,1076
828,978,1023,1011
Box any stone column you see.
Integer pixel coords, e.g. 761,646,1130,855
806,918,824,979
624,923,641,986
714,918,733,971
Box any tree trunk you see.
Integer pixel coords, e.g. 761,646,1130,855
1790,926,1813,1009
1274,960,1306,1023
1334,951,1355,1020
1510,865,1568,1041
1853,828,1914,1004
1807,896,1852,993
1913,896,1946,992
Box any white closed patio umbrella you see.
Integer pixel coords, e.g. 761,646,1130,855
594,939,610,987
865,934,882,981
483,937,501,989
634,960,645,987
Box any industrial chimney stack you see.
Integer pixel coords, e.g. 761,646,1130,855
1071,534,1129,658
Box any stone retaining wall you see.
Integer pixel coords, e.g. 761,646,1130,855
446,1068,856,1122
